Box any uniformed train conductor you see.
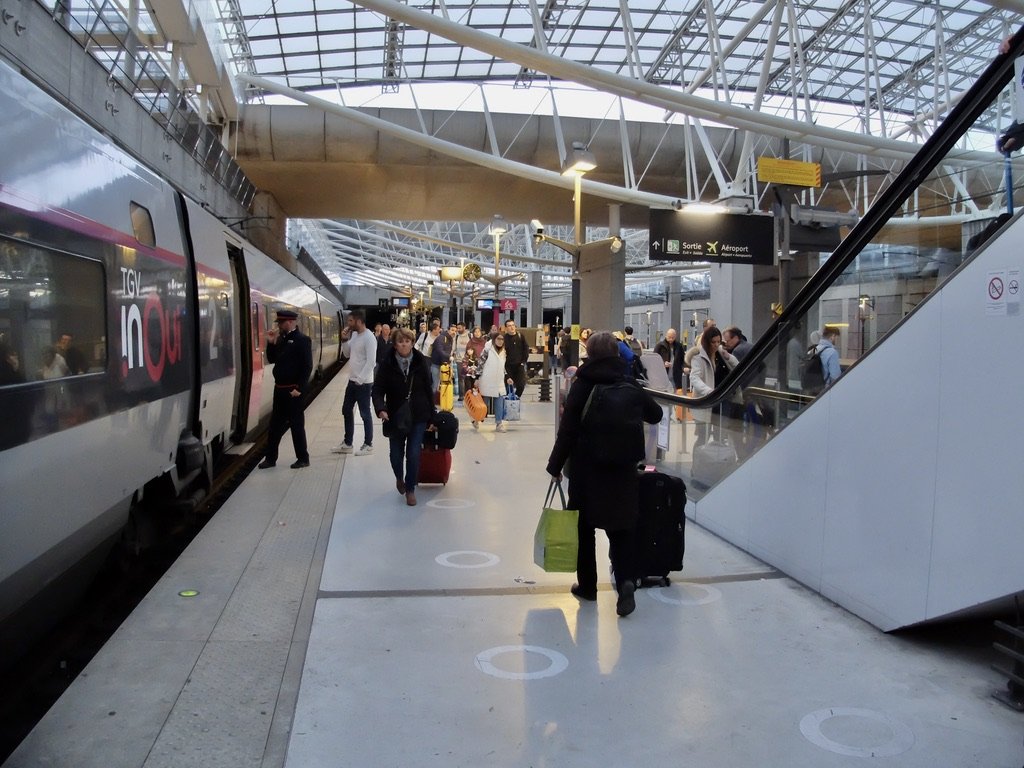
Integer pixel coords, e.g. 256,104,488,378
260,309,313,469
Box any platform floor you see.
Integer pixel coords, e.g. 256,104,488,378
6,371,1022,767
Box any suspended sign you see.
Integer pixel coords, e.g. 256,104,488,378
649,210,775,266
757,157,822,187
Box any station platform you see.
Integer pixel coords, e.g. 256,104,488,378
5,371,1021,767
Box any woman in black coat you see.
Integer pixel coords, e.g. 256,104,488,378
372,327,435,506
546,331,663,617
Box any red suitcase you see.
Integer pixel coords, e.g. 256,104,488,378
418,445,452,485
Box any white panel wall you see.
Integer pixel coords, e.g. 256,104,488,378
693,216,1024,631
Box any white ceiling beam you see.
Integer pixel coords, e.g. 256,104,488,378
341,0,1000,164
238,74,686,209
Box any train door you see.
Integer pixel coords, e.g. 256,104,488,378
227,244,253,441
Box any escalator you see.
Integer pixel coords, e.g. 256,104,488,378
646,27,1024,631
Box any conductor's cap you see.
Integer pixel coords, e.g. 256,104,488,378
275,309,298,321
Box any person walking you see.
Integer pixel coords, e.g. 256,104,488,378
332,309,377,456
688,325,738,447
545,331,662,617
259,309,313,469
502,319,529,397
373,327,434,506
814,326,843,387
452,322,470,397
478,332,512,432
430,320,453,394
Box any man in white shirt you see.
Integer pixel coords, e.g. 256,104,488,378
332,309,378,456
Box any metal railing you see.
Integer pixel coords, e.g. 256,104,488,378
50,0,256,208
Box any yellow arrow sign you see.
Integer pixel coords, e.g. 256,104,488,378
758,157,822,187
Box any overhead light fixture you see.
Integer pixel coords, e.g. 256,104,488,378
682,203,729,214
489,214,507,236
610,236,623,253
439,266,462,281
561,141,597,176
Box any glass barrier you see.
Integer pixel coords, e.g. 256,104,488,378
648,39,1023,498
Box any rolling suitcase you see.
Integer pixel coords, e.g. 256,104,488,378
418,445,452,485
633,471,686,586
438,362,455,411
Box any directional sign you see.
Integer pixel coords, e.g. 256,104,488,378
649,210,775,265
757,157,822,187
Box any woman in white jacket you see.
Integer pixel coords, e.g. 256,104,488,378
687,325,738,448
478,333,513,432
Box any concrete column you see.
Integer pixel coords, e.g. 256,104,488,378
578,205,625,333
709,263,753,337
666,275,682,342
529,269,543,329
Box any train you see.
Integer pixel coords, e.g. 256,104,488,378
0,58,343,661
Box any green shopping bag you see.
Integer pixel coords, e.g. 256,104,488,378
533,479,579,572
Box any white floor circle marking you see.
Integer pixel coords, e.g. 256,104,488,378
425,497,474,509
474,645,569,680
799,708,915,758
646,582,722,606
435,550,501,569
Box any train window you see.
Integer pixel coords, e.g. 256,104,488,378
129,202,156,247
0,237,105,387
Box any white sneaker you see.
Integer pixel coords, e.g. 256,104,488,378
497,422,508,432
331,443,354,454
355,443,374,456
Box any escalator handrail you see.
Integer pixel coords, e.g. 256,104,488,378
644,24,1024,409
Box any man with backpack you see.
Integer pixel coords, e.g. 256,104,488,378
801,326,842,394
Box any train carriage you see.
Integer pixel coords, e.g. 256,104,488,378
0,58,342,662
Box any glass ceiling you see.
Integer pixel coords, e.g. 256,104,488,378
74,0,1012,296
231,0,1013,126
218,0,1018,295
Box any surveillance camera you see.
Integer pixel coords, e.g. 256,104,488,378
530,218,544,235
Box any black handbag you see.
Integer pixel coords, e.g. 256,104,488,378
383,375,415,438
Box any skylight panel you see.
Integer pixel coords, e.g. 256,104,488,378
320,52,356,70
249,39,282,57
281,36,320,54
275,13,317,36
282,54,323,72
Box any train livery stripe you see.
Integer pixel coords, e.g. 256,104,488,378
0,185,228,281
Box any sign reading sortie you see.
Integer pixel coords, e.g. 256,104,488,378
648,210,776,266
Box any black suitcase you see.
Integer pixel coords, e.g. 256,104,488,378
634,471,686,586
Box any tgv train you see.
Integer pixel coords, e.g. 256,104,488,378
0,59,343,657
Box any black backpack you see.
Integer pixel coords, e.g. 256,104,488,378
580,379,647,466
425,410,459,449
629,355,648,382
799,346,826,395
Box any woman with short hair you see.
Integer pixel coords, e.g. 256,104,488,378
372,327,434,506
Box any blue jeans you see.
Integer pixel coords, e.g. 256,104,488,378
488,395,505,422
343,382,374,447
389,420,428,492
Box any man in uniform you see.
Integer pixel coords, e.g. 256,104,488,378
260,309,313,469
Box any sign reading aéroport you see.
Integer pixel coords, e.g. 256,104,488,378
648,210,775,266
